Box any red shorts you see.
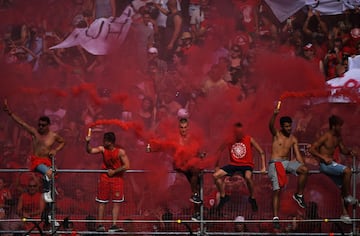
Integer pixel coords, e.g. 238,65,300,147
96,174,124,203
30,155,51,171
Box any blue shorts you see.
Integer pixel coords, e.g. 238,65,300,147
35,164,50,175
221,165,253,177
320,161,346,187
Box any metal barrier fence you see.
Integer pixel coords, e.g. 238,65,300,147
0,143,358,235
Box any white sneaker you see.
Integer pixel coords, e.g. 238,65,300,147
43,191,53,203
340,214,352,224
344,195,358,205
48,215,60,227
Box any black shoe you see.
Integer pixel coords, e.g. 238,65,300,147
108,225,124,232
273,217,280,229
248,197,258,212
191,212,201,221
190,193,202,204
217,195,230,209
96,225,106,232
293,194,306,208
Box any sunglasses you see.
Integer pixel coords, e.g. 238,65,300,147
28,185,37,187
38,123,49,127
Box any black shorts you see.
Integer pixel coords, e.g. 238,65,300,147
221,165,253,177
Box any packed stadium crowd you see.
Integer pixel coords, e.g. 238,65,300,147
0,0,360,234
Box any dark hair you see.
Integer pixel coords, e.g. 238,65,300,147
103,132,116,143
39,116,51,125
280,116,292,126
179,118,188,124
329,115,343,128
234,122,243,127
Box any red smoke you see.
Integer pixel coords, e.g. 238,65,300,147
87,119,143,139
279,90,331,101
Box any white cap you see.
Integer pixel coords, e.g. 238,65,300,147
177,108,189,119
234,216,245,222
148,47,158,54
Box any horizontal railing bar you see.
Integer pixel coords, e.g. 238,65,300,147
2,218,360,223
0,230,350,235
0,168,349,174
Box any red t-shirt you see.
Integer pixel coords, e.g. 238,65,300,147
232,0,259,33
21,192,42,217
228,135,254,168
102,148,124,177
0,188,11,206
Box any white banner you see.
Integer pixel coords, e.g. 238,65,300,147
50,5,135,55
265,0,355,23
326,55,360,103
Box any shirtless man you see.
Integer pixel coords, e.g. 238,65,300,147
309,115,357,224
268,107,308,229
3,99,65,203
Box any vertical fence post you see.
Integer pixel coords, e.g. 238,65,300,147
352,155,357,235
200,171,205,235
51,155,56,233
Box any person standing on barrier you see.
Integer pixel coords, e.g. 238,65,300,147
268,105,308,230
309,115,357,224
213,122,266,212
85,131,130,232
3,99,65,203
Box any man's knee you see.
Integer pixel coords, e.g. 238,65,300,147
297,165,308,174
344,167,352,175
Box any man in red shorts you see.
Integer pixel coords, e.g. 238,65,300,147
86,131,130,232
3,99,65,203
213,122,266,212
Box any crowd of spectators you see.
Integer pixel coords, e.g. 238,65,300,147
0,0,360,234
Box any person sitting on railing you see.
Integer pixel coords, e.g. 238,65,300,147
213,122,266,212
268,105,309,230
309,115,358,224
85,131,130,232
3,99,65,203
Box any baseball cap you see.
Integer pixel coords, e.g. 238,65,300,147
351,28,360,39
303,43,314,51
234,216,245,223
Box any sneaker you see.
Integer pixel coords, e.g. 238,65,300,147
340,215,352,224
191,212,201,221
96,225,106,232
108,225,124,232
47,215,60,227
344,195,358,205
189,193,202,204
43,191,53,203
217,195,230,209
248,197,258,212
273,216,280,229
293,194,306,208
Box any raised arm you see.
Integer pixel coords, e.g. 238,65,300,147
250,137,266,173
3,99,37,136
168,14,182,49
269,108,279,137
85,135,104,154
